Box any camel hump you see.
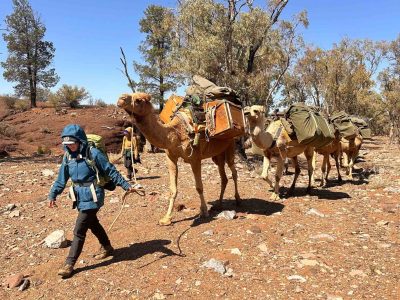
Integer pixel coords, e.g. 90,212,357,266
132,92,151,101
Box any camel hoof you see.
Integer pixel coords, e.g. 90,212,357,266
200,208,209,218
235,195,241,206
158,216,172,226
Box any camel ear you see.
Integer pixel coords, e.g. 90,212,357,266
132,92,151,102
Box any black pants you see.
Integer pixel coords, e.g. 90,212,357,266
123,150,133,178
66,209,110,265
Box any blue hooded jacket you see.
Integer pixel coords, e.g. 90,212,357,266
48,124,131,211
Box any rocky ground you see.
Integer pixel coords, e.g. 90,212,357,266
0,135,399,299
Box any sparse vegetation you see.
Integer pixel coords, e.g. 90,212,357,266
40,127,52,134
0,122,16,138
13,99,30,111
0,94,18,109
37,145,51,155
94,98,107,107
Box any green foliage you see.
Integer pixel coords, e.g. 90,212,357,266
174,0,303,106
53,84,91,108
134,5,184,110
1,0,59,108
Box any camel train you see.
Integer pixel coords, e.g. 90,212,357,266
117,91,368,224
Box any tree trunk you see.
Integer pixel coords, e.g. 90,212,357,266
160,75,164,111
28,66,36,108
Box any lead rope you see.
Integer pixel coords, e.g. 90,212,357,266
130,125,137,183
108,184,145,231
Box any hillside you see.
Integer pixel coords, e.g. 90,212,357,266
0,104,131,157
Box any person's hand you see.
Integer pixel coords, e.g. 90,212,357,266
49,200,58,208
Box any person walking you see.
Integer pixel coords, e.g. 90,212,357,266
120,126,141,180
48,124,135,278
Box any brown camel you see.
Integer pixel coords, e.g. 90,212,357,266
314,130,342,186
340,133,363,180
117,93,241,225
244,105,315,200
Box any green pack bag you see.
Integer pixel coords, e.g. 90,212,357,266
85,134,116,191
285,103,334,149
350,117,372,139
64,134,116,191
329,111,357,140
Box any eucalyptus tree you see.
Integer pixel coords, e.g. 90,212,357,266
379,35,400,141
175,0,306,108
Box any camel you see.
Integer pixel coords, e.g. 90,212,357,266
244,105,315,200
340,133,363,180
117,93,241,225
314,130,342,186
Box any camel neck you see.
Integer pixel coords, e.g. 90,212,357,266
134,112,173,149
250,123,274,149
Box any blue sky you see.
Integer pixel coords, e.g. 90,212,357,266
0,0,399,104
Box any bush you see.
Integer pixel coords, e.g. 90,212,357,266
54,84,91,108
0,94,18,109
40,127,52,134
94,98,108,107
37,145,51,155
0,123,17,138
14,99,30,111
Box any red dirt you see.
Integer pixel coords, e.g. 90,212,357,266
0,106,399,299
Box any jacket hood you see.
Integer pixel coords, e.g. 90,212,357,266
61,124,88,153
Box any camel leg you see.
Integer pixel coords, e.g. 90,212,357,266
190,160,209,218
159,155,178,226
347,154,354,180
305,147,315,194
320,154,328,187
270,155,284,201
261,153,273,188
226,145,241,205
287,156,301,195
212,154,228,208
325,154,332,183
342,151,349,168
334,151,342,182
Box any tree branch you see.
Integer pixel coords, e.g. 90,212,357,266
119,47,136,93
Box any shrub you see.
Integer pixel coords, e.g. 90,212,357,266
54,84,91,108
0,94,18,109
37,145,51,155
14,99,30,111
0,123,17,138
94,98,107,107
40,127,52,134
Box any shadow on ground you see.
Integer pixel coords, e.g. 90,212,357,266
73,239,177,275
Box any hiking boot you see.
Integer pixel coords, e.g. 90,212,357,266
57,264,74,277
94,245,114,260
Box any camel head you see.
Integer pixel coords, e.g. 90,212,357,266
117,93,152,117
244,105,265,127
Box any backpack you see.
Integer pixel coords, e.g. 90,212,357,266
65,134,116,191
